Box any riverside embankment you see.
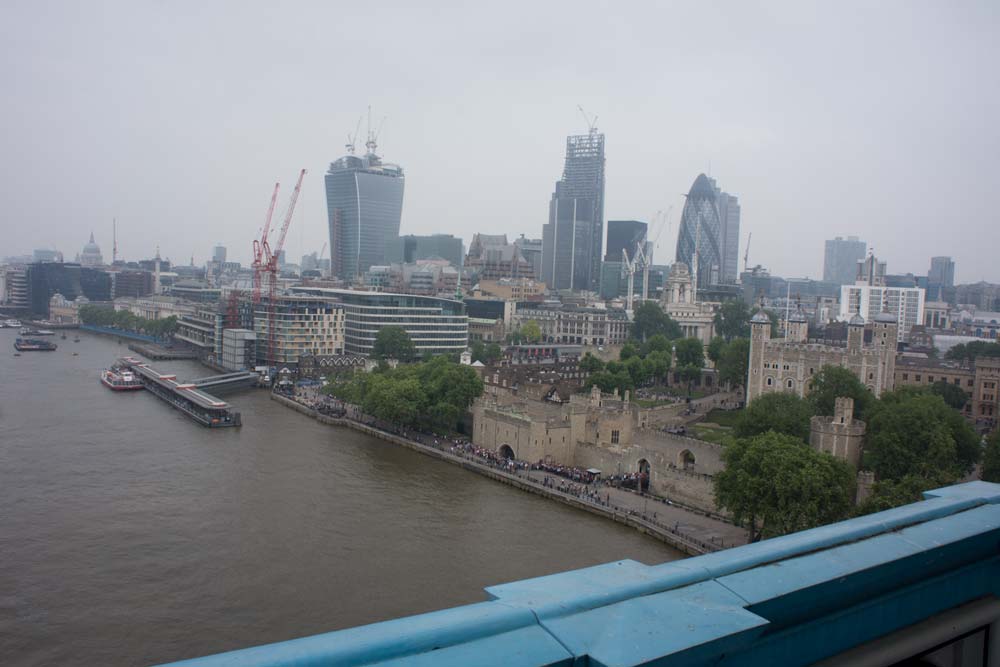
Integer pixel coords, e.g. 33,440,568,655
272,392,746,555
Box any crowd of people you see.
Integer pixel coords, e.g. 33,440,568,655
282,383,723,551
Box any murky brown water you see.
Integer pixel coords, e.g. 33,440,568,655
0,330,678,666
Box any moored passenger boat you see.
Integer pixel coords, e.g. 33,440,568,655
100,365,144,391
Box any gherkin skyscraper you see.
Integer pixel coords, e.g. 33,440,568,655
675,173,739,288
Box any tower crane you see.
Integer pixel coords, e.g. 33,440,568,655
743,232,752,272
577,105,598,135
622,247,637,312
262,169,306,368
252,183,281,304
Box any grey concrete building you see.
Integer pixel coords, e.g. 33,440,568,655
385,234,464,268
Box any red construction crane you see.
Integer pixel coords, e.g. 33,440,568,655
252,182,281,305
257,169,306,368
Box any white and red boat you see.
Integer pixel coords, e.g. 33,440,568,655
101,365,144,391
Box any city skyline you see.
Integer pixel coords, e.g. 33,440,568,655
1,2,997,284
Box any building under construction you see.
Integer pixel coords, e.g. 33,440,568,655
542,130,606,292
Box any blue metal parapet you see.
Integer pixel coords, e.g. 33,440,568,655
156,481,1000,667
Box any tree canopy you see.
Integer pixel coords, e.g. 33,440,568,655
372,326,416,362
508,320,542,344
983,431,1000,484
713,299,752,341
716,338,750,388
945,340,1000,365
629,302,681,342
673,337,704,369
78,304,178,338
735,392,813,443
714,431,855,541
807,365,875,420
864,388,980,483
324,355,483,432
929,380,969,411
470,340,502,365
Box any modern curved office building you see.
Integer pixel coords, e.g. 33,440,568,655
291,287,468,357
675,173,740,288
325,146,405,282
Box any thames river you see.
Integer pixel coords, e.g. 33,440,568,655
0,330,679,666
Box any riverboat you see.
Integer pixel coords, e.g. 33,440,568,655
101,365,144,391
4,319,22,328
14,338,57,351
20,327,55,336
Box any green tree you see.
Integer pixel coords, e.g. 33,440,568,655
807,365,875,420
484,343,502,364
640,334,672,357
717,338,751,388
855,475,939,515
624,355,651,387
714,432,855,541
645,350,671,383
983,431,1000,483
945,341,1000,365
586,370,634,396
929,380,969,410
620,341,640,360
735,392,813,442
865,389,980,482
707,336,726,365
372,326,416,362
630,301,681,342
579,353,605,374
713,299,752,341
521,320,542,343
673,337,704,369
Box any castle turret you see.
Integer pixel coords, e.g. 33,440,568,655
786,305,808,343
847,312,865,353
872,310,898,396
746,309,772,405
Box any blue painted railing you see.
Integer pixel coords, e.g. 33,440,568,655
79,324,162,343
157,481,1000,667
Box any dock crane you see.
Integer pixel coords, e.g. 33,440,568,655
251,169,307,368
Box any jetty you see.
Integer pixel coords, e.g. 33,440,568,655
118,357,243,428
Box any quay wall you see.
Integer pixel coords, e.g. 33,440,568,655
80,324,161,343
270,393,717,556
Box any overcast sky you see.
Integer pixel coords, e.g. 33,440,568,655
1,1,997,283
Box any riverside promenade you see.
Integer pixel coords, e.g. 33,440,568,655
272,392,747,555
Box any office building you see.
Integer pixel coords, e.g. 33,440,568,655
26,262,112,317
111,270,153,298
515,235,543,281
823,236,867,285
325,139,405,282
32,249,63,263
927,256,955,301
465,234,535,281
212,245,227,264
675,174,737,289
385,234,463,268
542,129,605,291
839,284,925,342
605,220,647,262
292,287,468,357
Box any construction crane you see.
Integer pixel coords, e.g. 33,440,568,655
649,205,675,261
252,183,281,304
262,169,307,368
621,243,649,311
577,105,598,135
743,232,752,272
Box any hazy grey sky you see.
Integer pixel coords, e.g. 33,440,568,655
1,1,997,282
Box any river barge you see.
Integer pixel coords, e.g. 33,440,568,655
15,338,58,351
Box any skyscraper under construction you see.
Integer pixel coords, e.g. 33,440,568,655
542,129,606,292
325,134,405,282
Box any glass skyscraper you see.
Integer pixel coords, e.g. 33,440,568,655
542,131,605,291
325,146,404,281
675,174,727,289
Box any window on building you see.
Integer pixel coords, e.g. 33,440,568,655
916,375,921,381
902,373,909,380
786,379,794,389
611,430,620,444
766,377,773,386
